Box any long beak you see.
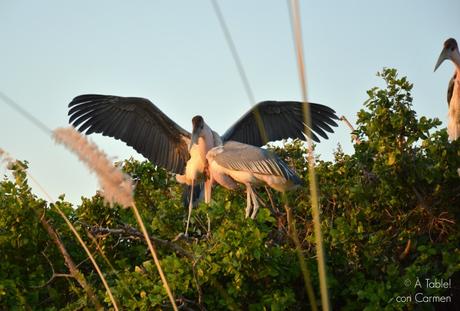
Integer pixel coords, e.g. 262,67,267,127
189,129,200,151
434,48,448,72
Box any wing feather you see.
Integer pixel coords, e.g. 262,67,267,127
222,101,339,146
68,94,190,174
215,141,298,181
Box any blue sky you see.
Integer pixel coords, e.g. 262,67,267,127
1,0,459,205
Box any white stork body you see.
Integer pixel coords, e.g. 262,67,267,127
174,118,222,235
206,141,301,219
68,96,338,232
176,122,217,185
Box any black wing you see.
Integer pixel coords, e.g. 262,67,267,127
68,94,191,174
447,73,455,106
221,101,339,146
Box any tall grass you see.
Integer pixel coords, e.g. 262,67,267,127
0,148,106,309
1,90,178,309
210,1,324,308
288,1,331,310
53,127,134,208
53,127,178,311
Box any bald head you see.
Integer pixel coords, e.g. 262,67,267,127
435,38,460,71
444,38,458,51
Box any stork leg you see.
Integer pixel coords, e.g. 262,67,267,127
185,178,194,236
245,185,252,218
204,176,213,204
250,187,260,219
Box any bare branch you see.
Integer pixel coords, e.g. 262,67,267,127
38,216,102,308
82,223,194,259
340,115,361,144
31,252,73,288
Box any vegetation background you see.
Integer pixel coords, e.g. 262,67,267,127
1,69,458,310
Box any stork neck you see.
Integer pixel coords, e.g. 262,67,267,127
452,50,460,73
190,123,215,160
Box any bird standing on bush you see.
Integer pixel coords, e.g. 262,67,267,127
68,95,338,232
206,141,302,219
434,38,460,141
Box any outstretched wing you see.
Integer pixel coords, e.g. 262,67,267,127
68,94,191,174
221,101,339,146
214,141,299,182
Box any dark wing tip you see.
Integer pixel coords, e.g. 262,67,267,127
223,100,340,145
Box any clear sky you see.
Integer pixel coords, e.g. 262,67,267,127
1,0,459,205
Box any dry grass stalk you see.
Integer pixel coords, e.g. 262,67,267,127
52,128,178,310
0,148,106,309
53,127,134,207
0,148,15,169
285,203,318,311
0,93,122,308
39,213,103,308
131,203,179,311
288,1,331,310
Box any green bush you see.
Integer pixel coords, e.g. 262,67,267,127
0,68,458,310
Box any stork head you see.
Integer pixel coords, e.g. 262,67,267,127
190,115,205,150
434,38,459,71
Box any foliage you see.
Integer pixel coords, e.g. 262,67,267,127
0,68,458,310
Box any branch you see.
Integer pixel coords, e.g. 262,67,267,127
38,214,102,308
340,115,361,144
31,252,73,288
83,223,194,259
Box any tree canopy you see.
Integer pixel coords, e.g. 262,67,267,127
1,69,458,310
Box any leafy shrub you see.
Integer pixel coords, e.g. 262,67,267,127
0,68,458,310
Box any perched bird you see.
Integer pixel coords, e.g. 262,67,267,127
206,141,302,219
68,95,338,232
434,38,460,140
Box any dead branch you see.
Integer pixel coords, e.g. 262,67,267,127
340,115,361,144
82,223,194,259
31,252,73,288
38,214,102,308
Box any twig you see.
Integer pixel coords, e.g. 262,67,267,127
265,186,280,216
399,239,411,260
131,203,179,311
32,252,73,288
192,263,206,310
85,230,138,302
86,224,194,259
340,115,361,144
38,214,102,308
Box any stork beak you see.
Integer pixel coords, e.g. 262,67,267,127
189,133,199,151
189,127,201,151
434,48,448,72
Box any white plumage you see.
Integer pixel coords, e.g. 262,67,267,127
434,38,460,141
447,75,460,140
206,141,302,219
